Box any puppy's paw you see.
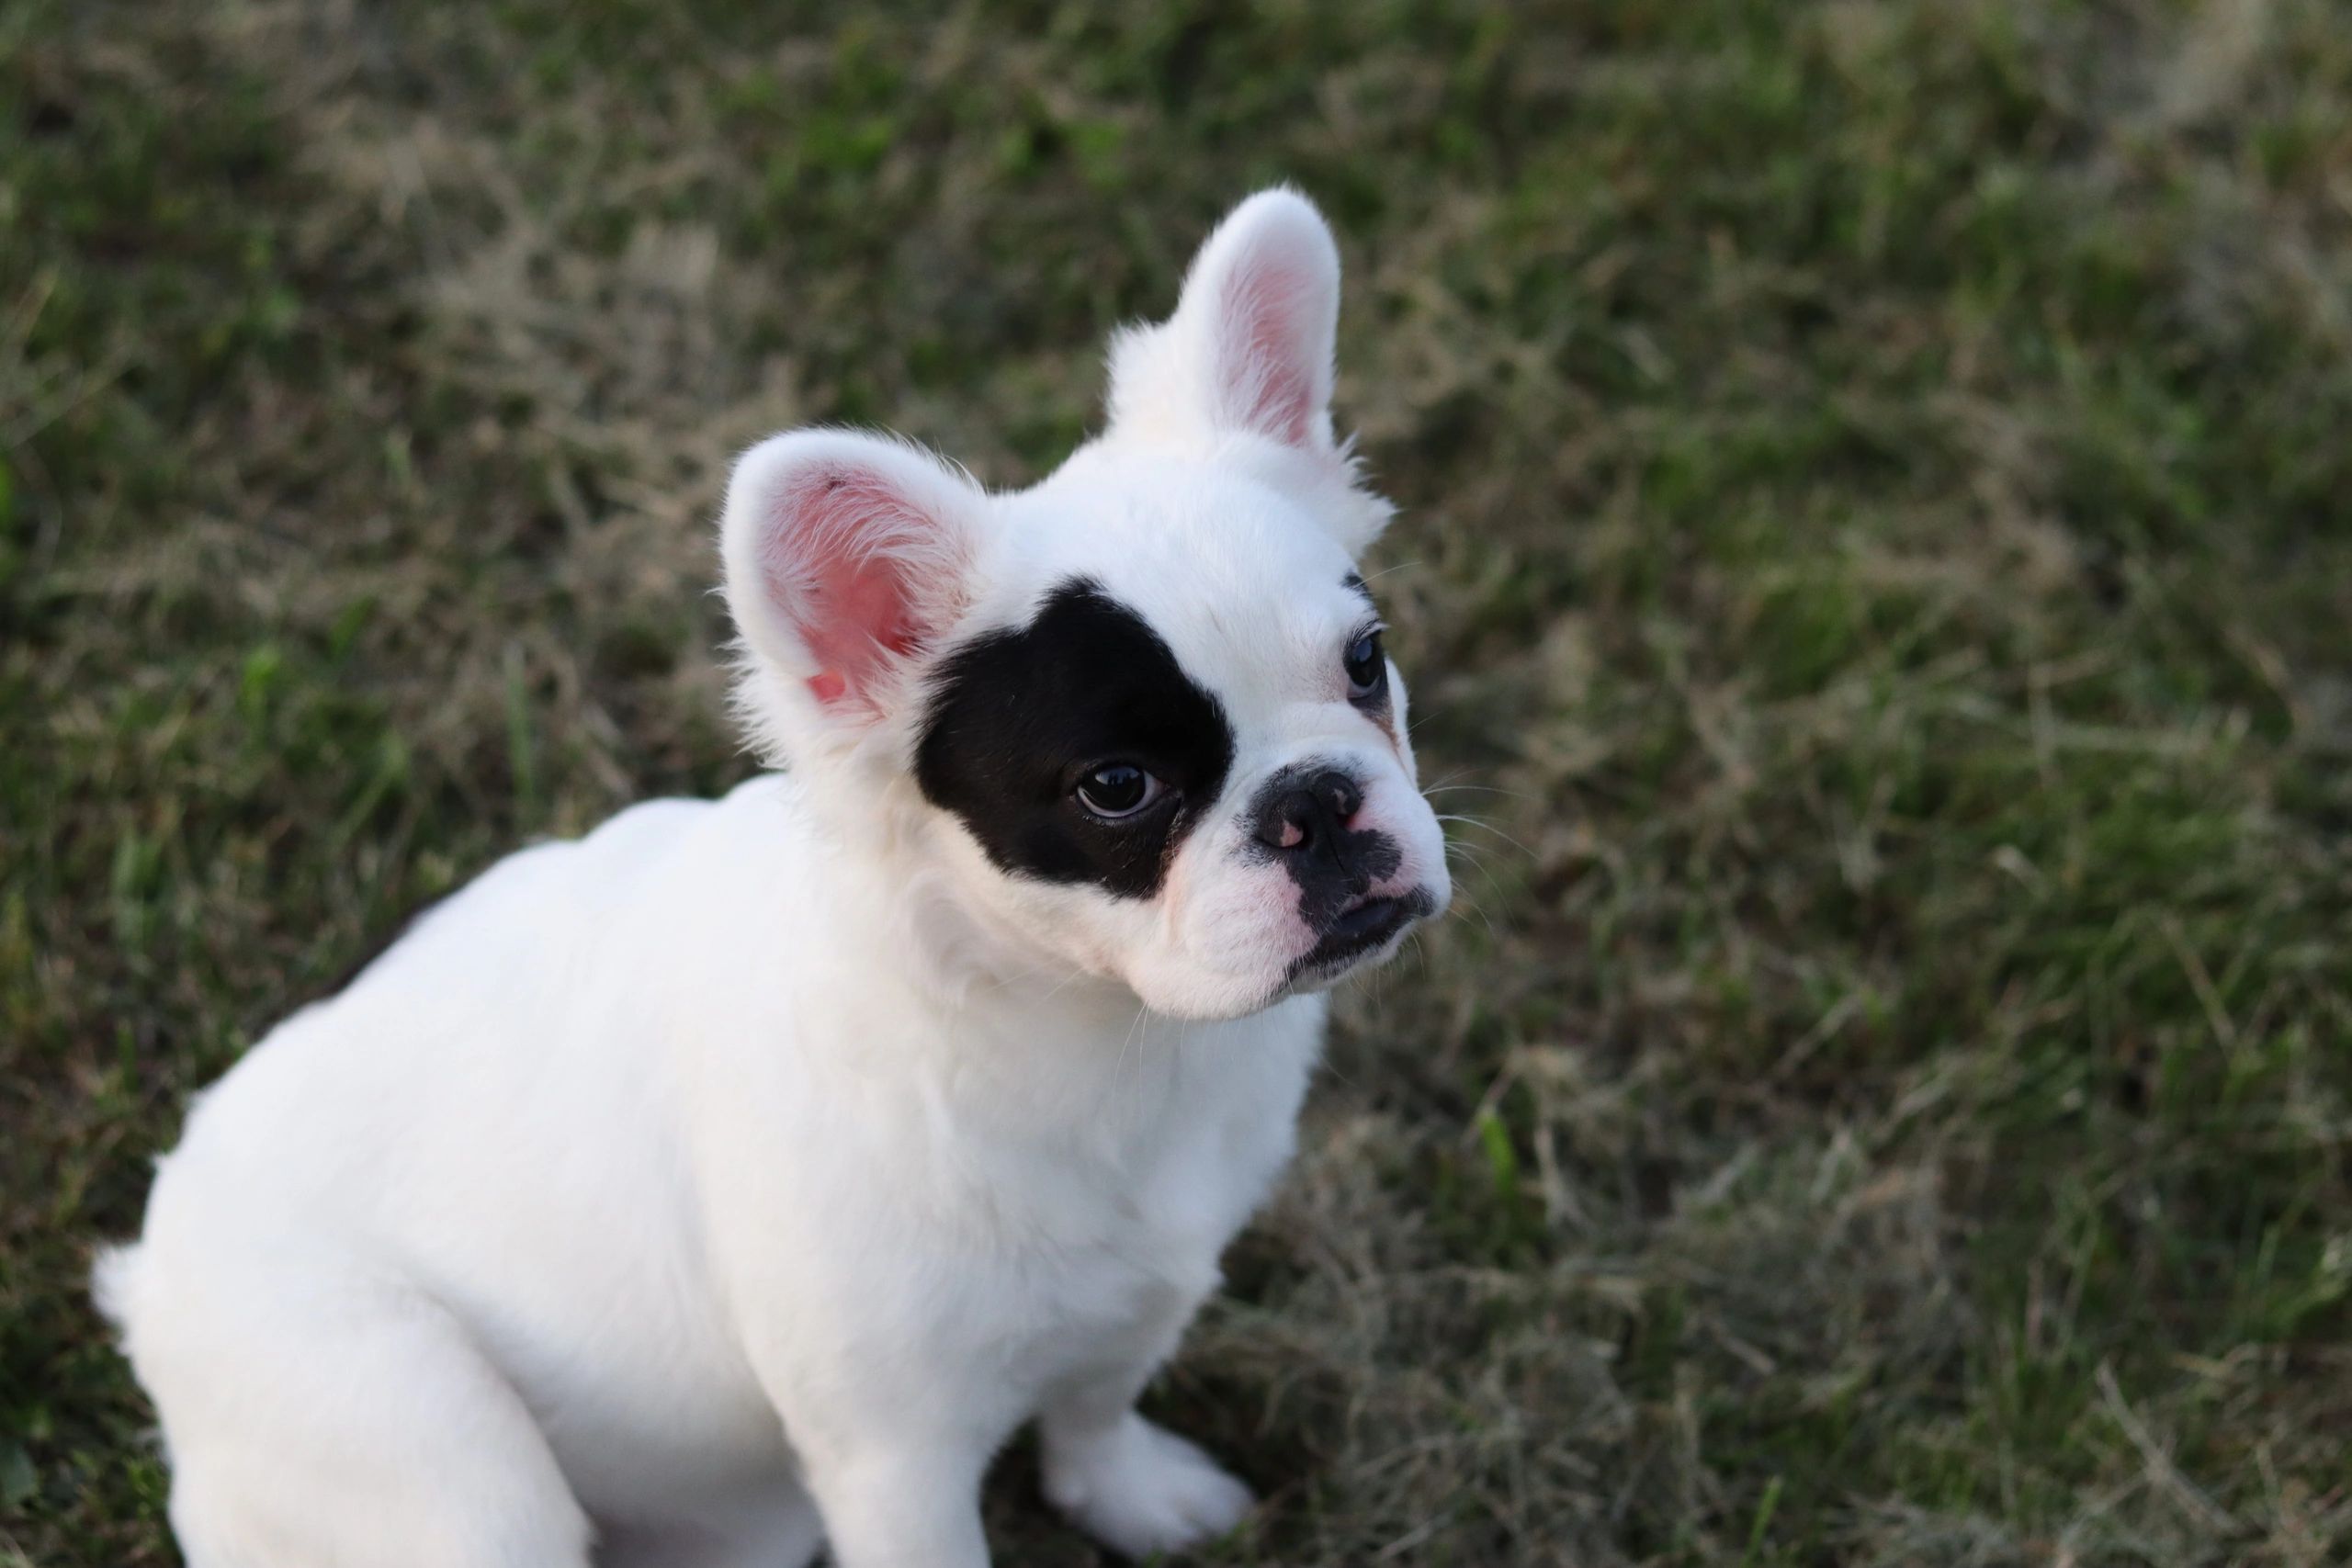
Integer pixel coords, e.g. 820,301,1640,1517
1042,1412,1253,1559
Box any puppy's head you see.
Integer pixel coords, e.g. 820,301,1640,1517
721,190,1449,1019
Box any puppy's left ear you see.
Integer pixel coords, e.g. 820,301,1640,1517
1114,188,1340,451
1108,189,1392,553
720,429,986,755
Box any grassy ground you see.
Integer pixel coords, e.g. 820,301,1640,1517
6,1,2351,1562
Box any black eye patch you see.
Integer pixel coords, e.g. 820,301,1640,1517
914,578,1236,899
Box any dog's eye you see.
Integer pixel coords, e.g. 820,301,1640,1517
1075,763,1164,820
1343,629,1385,699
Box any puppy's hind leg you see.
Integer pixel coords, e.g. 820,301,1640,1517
105,1244,593,1568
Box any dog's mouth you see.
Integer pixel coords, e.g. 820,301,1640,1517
1286,887,1437,987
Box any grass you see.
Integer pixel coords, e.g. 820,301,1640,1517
5,0,2350,1562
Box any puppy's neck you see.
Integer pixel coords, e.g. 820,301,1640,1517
788,774,1144,1030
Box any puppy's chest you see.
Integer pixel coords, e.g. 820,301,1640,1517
1025,1086,1279,1262
982,1118,1275,1385
963,1062,1305,1353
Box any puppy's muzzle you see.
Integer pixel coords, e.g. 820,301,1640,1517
1247,760,1437,985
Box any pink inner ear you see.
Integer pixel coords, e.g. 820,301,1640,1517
763,469,932,713
1219,253,1317,446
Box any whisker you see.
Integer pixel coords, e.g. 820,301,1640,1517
1319,1052,1367,1095
1442,886,1503,943
1442,838,1501,872
1115,1000,1148,1094
1423,783,1535,803
1442,852,1517,885
1032,964,1094,1005
1435,815,1535,858
1441,837,1515,886
1439,841,1520,889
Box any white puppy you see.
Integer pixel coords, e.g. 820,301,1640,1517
98,189,1451,1568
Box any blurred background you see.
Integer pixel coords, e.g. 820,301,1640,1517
5,3,2349,1564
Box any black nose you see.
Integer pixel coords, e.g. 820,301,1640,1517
1254,768,1363,853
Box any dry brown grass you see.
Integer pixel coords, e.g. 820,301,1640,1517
6,3,2351,1563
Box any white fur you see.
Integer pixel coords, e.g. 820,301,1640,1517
98,189,1447,1568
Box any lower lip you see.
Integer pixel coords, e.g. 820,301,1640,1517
1293,893,1424,977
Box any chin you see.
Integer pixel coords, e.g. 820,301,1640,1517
1286,887,1437,987
1238,886,1447,1012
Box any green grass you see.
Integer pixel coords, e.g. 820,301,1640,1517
6,1,2350,1562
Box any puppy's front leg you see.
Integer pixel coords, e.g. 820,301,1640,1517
798,1439,991,1568
1038,1356,1255,1560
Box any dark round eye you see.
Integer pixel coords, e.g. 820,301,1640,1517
1075,762,1164,819
1344,629,1385,698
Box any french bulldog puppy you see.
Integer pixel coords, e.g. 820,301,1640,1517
100,188,1450,1568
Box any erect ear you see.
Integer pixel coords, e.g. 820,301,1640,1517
1107,187,1342,455
720,430,984,740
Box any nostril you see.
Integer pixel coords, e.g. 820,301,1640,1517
1251,766,1368,853
1256,787,1322,852
1317,770,1363,825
